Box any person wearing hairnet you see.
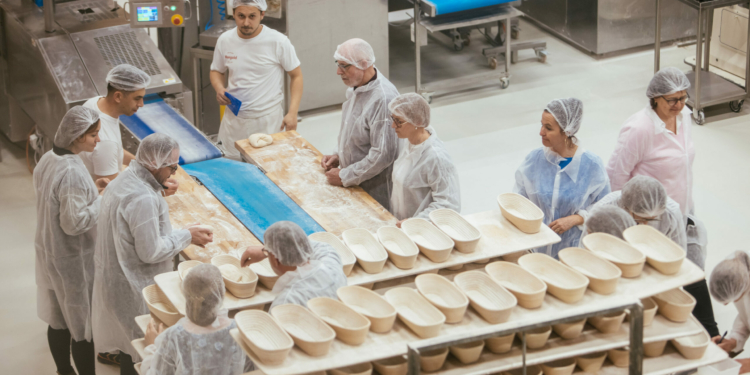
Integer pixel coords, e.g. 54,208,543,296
210,0,303,159
388,93,460,226
514,98,610,259
584,205,635,239
321,38,400,210
593,176,719,336
607,67,695,218
79,65,159,186
241,222,347,309
140,264,250,375
709,251,750,373
92,133,214,375
34,107,108,375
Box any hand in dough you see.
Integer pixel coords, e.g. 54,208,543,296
249,133,273,148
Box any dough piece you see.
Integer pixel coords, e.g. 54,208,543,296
249,133,273,148
219,264,244,283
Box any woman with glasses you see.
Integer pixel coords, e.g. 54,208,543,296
607,67,695,217
386,93,460,227
514,98,610,259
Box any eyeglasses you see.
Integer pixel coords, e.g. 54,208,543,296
168,165,179,174
335,62,352,71
661,95,688,107
391,115,406,127
632,213,660,225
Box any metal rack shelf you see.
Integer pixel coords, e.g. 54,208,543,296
655,0,750,124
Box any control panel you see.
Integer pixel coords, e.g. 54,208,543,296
129,0,190,28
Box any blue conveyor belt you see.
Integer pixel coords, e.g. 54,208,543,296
426,0,515,15
181,158,324,242
120,94,222,165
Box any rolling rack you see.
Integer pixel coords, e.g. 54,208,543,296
655,0,750,124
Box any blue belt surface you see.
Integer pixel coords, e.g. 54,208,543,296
428,0,515,15
181,158,325,242
120,94,222,165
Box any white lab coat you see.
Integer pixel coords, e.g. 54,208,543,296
34,149,100,341
92,161,191,359
390,129,460,220
270,241,347,309
729,291,750,351
336,69,400,210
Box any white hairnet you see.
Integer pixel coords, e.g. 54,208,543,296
585,205,636,240
264,221,314,267
106,64,152,92
647,67,690,98
181,264,225,326
388,93,430,128
233,0,267,10
710,251,750,304
545,98,583,144
334,38,376,70
135,133,180,170
53,106,100,148
621,176,668,218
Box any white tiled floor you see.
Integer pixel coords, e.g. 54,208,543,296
2,19,749,374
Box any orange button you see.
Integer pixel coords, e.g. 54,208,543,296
171,14,183,25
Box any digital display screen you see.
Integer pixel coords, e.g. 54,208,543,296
136,6,159,22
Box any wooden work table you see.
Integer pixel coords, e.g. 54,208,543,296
166,167,261,262
236,131,397,235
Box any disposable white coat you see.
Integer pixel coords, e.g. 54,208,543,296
92,161,191,358
729,291,750,351
270,241,347,309
514,147,610,258
390,130,460,220
336,69,400,210
34,150,100,341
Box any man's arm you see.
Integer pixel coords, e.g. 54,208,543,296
210,71,231,106
281,67,303,131
123,149,136,167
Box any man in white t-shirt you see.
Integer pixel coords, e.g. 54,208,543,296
79,64,149,181
210,0,303,159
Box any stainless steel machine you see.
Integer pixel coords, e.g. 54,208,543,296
0,0,193,152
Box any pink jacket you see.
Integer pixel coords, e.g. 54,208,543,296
606,106,695,216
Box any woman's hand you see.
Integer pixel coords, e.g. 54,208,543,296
95,178,110,194
396,219,406,228
712,336,737,353
144,319,166,346
549,214,584,235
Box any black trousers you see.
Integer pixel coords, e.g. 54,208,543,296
47,326,96,375
119,352,138,375
684,279,720,337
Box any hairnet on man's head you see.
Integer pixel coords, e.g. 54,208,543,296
106,64,151,92
233,0,267,10
388,93,431,128
54,106,100,149
647,67,690,98
334,38,376,70
545,98,583,143
264,221,313,267
710,251,750,304
585,205,636,239
182,264,225,326
136,133,180,170
620,176,668,218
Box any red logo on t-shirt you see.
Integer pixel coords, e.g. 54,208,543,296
225,52,238,61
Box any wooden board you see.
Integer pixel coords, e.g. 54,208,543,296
155,209,560,313
166,167,261,262
592,342,728,375
135,314,151,335
236,131,397,235
434,316,704,375
228,261,705,375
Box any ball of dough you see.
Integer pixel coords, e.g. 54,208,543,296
218,264,244,283
249,133,273,148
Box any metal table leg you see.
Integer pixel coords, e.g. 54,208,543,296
654,0,661,73
193,55,202,132
629,302,644,375
414,0,422,94
704,9,714,71
694,7,703,116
